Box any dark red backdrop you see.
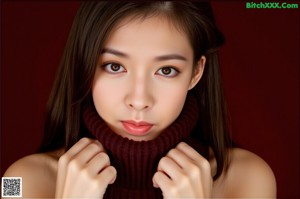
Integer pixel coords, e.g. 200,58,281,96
1,2,299,198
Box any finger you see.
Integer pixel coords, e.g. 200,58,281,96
72,141,105,165
176,142,211,175
157,156,182,181
64,138,97,159
56,138,99,197
152,171,173,192
166,147,209,191
96,166,117,185
86,152,111,175
59,138,101,170
176,142,207,163
166,148,192,169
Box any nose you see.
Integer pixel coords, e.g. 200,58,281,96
125,75,154,111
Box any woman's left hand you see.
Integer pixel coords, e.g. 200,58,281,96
152,142,213,198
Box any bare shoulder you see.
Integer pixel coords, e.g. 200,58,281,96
3,149,63,198
214,148,277,198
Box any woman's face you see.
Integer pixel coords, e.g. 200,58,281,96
92,16,205,141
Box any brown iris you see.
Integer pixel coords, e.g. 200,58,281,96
111,63,121,71
161,67,171,75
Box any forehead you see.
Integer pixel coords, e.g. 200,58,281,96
103,15,193,58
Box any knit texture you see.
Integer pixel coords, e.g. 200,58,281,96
83,93,203,199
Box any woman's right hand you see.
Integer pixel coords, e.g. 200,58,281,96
55,137,117,199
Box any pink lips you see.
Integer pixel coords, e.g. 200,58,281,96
121,120,153,136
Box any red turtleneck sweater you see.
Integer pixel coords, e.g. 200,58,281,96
83,94,207,199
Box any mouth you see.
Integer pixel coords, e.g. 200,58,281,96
121,120,154,136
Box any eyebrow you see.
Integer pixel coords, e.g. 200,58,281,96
102,48,188,62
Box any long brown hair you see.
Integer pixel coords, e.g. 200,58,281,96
40,1,232,180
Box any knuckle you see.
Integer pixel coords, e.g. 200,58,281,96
152,172,159,179
167,148,177,157
80,166,92,178
88,142,102,152
99,152,110,164
91,139,104,150
68,159,82,171
106,166,117,176
177,142,187,148
180,175,190,187
169,185,179,196
58,154,70,166
96,166,117,184
90,178,101,189
159,157,170,166
92,179,103,190
93,139,104,146
153,171,163,182
188,163,201,177
92,179,108,196
91,139,103,148
200,159,211,171
79,137,93,144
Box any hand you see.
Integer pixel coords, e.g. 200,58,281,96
153,142,212,198
55,138,117,199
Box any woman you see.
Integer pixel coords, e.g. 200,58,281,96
3,2,276,198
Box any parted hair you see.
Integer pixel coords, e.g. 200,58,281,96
40,1,232,180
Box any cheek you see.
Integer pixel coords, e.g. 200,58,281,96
92,77,123,115
155,84,189,122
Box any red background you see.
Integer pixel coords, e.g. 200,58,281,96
1,2,299,198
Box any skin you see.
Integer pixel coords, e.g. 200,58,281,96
93,16,204,141
2,16,277,198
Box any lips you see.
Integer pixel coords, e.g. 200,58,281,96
121,120,153,136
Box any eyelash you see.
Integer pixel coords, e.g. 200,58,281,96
101,62,180,78
155,67,180,77
101,62,127,74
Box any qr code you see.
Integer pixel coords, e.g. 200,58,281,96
2,177,22,197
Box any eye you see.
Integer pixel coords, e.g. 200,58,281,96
156,67,179,77
102,63,126,74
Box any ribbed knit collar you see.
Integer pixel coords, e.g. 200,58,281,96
83,93,199,199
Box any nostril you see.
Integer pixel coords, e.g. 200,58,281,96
128,103,149,110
